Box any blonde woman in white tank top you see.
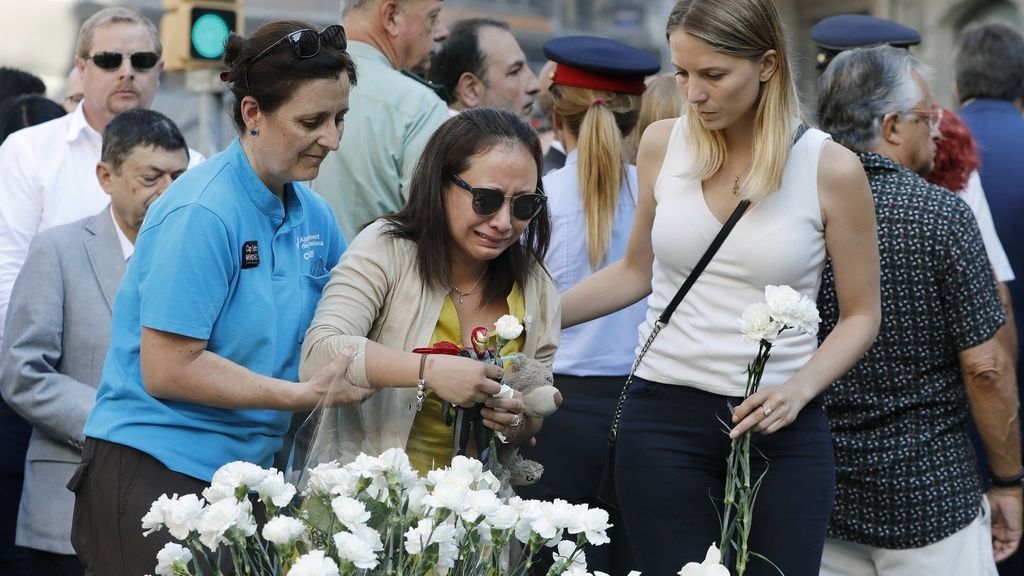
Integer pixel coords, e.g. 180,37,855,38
560,1,881,574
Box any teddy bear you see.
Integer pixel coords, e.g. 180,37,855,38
491,354,562,487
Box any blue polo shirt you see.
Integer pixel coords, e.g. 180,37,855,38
84,138,345,481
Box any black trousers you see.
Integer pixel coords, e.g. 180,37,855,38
30,549,84,576
517,374,635,575
69,438,210,576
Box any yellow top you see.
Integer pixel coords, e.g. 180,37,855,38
406,286,526,475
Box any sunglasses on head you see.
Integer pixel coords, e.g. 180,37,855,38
244,24,347,89
86,51,160,71
450,173,546,221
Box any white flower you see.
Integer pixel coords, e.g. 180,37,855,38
349,523,384,553
404,518,458,567
422,476,471,514
484,504,518,531
254,470,297,508
201,483,236,504
494,315,524,340
154,542,192,576
288,550,340,576
567,505,611,546
196,497,256,550
406,482,429,515
141,493,205,540
738,302,782,343
209,461,269,492
530,499,576,541
306,462,358,497
404,518,434,555
261,516,305,546
331,495,371,527
460,489,501,523
678,543,730,576
553,539,586,569
763,285,819,335
334,531,381,570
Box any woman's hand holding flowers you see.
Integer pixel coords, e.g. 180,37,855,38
423,354,504,407
728,381,810,438
481,390,533,442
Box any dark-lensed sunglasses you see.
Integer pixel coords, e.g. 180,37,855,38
86,51,160,71
244,24,347,89
450,173,546,221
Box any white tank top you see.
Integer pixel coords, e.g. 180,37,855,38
634,117,830,396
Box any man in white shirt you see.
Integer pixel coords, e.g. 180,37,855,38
0,108,189,576
0,6,201,343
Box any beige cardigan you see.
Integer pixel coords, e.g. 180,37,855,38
299,219,560,463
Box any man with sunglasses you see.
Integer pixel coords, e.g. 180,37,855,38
817,46,1021,574
0,7,203,351
310,0,450,241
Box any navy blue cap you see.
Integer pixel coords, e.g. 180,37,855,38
543,36,660,94
811,14,921,70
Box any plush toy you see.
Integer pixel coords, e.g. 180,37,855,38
492,355,562,487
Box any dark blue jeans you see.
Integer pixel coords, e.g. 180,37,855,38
615,378,835,576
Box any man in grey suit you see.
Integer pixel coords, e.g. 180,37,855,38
0,108,189,575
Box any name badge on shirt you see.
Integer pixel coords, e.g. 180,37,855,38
242,240,260,269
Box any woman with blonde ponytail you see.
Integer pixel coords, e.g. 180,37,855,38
560,0,882,574
516,35,657,576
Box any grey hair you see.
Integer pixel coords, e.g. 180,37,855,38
76,7,161,58
817,45,930,153
341,0,411,19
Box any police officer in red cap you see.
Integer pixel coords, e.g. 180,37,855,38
517,35,658,576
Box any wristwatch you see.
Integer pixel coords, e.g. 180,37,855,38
991,468,1024,488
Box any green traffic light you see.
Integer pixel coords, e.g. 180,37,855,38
191,11,231,60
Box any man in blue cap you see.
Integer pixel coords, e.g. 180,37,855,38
811,14,921,71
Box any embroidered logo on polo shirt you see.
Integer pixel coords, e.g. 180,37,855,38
241,240,260,269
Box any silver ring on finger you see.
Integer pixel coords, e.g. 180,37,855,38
761,404,772,417
509,414,523,428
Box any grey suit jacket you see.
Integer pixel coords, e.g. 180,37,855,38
0,208,126,554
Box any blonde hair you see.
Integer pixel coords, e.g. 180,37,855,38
77,7,161,58
667,0,801,201
625,74,683,163
551,83,641,269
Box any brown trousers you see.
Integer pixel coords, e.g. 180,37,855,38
69,438,209,576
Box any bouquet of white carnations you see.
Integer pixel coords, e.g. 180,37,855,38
141,448,614,576
718,285,820,575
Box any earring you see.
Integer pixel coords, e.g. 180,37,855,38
249,128,259,137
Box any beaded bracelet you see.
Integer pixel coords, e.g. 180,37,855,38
991,468,1024,488
415,353,429,412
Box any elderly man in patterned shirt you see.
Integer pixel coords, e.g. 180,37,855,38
815,45,1022,574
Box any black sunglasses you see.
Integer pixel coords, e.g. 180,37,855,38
86,51,160,71
450,173,546,221
245,24,347,89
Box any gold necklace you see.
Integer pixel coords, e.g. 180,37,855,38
452,269,487,304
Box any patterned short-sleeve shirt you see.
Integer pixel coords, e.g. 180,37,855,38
818,152,1005,549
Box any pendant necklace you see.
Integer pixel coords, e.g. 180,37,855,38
731,176,741,196
452,269,487,304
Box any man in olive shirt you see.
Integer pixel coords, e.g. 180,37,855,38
311,0,450,240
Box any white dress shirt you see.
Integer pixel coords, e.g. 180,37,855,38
0,103,201,342
960,171,1014,282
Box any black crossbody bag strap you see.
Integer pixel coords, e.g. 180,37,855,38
605,198,749,445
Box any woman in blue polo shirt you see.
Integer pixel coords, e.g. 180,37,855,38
71,21,359,575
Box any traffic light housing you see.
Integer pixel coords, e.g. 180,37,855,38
161,0,243,71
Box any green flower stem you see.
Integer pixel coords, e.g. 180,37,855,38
721,338,773,575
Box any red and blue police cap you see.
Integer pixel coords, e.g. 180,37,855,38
543,35,661,95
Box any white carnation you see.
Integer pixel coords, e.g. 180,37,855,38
254,470,296,508
330,495,371,527
567,504,611,546
142,493,205,540
196,497,256,550
261,516,305,546
738,302,782,343
494,315,524,340
210,461,269,492
287,550,339,576
553,539,586,569
333,531,381,570
154,542,192,576
677,543,730,576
